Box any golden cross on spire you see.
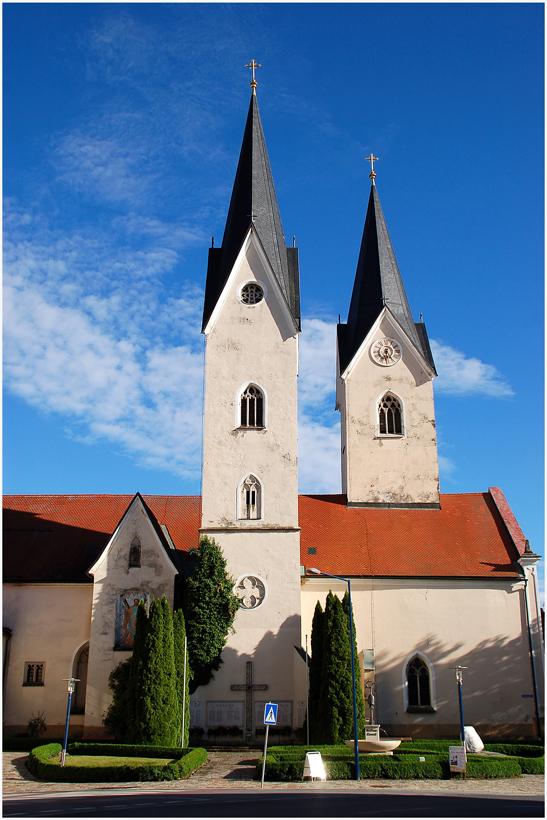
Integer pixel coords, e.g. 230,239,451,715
366,153,379,185
245,59,261,94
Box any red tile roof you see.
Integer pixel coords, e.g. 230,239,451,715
299,491,523,579
3,490,522,583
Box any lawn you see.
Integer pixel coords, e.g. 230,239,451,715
52,755,172,769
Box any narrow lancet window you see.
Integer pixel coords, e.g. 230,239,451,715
378,394,403,435
129,537,141,568
240,475,262,520
240,385,264,428
406,656,431,708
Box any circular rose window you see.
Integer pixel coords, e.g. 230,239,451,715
240,283,264,305
234,575,266,609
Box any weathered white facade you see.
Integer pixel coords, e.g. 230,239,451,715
337,309,439,507
2,87,543,744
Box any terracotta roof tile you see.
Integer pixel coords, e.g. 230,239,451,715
3,491,521,583
298,492,521,579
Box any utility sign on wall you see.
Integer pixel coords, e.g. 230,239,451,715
264,702,278,725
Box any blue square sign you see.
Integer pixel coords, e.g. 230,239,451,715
264,702,278,725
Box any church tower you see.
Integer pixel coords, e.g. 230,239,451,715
199,68,304,733
337,162,440,508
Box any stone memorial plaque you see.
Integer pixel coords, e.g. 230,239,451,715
255,701,292,727
297,701,307,727
206,701,244,727
190,701,203,727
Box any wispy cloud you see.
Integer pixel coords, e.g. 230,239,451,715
3,200,206,479
431,340,514,397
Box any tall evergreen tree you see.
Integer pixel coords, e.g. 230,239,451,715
104,601,148,742
105,597,181,746
323,591,354,743
183,536,240,693
161,596,182,743
307,601,325,744
173,608,191,746
342,590,366,737
307,591,364,745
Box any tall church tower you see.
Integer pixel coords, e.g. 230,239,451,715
199,71,304,733
337,163,440,508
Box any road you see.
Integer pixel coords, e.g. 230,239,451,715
3,789,544,817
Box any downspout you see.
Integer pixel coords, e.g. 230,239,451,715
3,627,12,709
516,543,543,742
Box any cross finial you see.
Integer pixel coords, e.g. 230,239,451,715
366,153,379,185
245,59,261,94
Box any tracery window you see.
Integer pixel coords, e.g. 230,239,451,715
378,393,403,435
240,283,264,305
240,385,264,428
406,656,431,708
240,475,262,520
129,537,141,568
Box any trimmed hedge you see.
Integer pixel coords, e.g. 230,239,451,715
26,743,207,782
255,741,542,781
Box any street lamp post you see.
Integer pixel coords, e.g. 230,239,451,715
308,568,360,781
454,666,467,746
61,677,79,767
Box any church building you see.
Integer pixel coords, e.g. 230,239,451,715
3,76,543,743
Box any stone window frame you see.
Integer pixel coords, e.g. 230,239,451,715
238,474,263,521
402,651,436,713
236,382,267,430
23,661,45,686
376,391,405,438
238,279,267,307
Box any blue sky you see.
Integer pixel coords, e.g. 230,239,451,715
3,4,544,597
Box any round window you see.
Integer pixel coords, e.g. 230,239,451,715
240,283,264,305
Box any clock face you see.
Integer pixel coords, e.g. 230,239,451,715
371,338,402,367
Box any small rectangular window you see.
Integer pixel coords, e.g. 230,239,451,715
23,662,45,686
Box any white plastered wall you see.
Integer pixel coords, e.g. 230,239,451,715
301,577,539,739
3,584,92,733
200,232,304,731
202,235,299,528
85,497,178,736
339,314,439,506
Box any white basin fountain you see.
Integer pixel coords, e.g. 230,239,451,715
344,725,402,755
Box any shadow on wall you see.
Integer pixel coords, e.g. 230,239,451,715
371,623,541,741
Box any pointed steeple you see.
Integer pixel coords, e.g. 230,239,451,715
202,93,300,331
338,183,435,373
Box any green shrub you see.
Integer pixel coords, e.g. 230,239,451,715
464,758,522,778
26,743,207,782
483,743,544,757
254,741,539,782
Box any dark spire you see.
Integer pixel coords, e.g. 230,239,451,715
202,93,300,331
338,184,436,374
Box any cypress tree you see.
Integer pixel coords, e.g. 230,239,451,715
173,608,191,746
322,592,354,744
104,601,148,742
307,601,325,744
160,596,182,745
342,590,366,738
183,536,240,693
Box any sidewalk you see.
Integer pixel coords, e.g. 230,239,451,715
3,751,544,798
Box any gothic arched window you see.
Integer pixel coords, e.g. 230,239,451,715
240,385,264,428
239,475,262,520
129,537,141,568
378,393,403,435
406,655,431,709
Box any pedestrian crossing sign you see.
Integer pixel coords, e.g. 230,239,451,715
264,702,278,725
